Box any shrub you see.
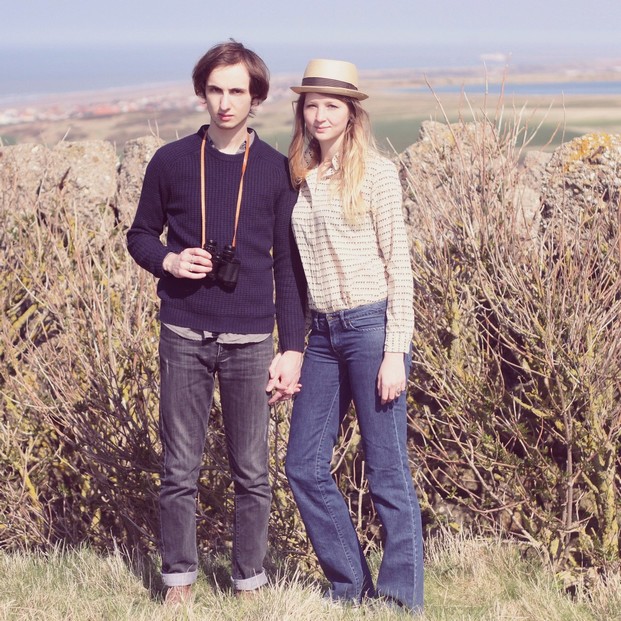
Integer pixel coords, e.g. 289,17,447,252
400,113,621,570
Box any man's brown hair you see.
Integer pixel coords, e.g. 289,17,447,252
192,40,270,103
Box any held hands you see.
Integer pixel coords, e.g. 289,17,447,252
266,351,303,405
162,248,215,279
377,352,407,405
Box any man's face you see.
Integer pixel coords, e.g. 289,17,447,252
204,63,255,132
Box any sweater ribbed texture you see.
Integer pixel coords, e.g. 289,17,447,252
127,126,307,352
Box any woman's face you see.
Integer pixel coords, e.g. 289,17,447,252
303,93,350,153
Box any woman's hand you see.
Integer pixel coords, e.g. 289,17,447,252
266,351,303,405
377,351,406,405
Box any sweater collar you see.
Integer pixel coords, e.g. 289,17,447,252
200,125,256,154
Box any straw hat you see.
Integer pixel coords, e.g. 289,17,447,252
291,59,368,100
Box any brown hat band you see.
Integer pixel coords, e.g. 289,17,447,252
301,76,358,91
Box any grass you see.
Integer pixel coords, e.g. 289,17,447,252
1,533,620,620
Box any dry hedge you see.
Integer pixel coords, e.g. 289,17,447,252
1,115,620,577
400,117,621,572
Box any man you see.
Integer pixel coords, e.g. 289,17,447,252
127,41,306,603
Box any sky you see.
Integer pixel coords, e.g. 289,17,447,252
2,0,620,97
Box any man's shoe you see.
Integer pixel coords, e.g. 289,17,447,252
164,584,192,605
235,587,262,599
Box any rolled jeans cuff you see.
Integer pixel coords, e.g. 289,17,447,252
162,569,197,587
232,569,268,591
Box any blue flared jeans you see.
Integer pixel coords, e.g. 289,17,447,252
285,300,424,611
158,325,273,590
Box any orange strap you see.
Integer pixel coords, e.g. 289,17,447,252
200,130,251,249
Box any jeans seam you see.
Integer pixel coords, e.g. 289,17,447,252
314,381,362,597
389,406,420,603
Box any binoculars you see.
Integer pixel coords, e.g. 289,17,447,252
203,239,240,289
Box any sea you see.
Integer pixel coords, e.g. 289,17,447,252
1,42,620,104
400,81,621,96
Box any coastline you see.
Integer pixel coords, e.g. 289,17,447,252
3,62,621,104
2,64,620,154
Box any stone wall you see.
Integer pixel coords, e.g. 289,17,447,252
0,135,163,231
1,125,620,245
398,121,621,246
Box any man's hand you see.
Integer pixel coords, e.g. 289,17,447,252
163,247,215,279
377,352,407,405
266,350,303,405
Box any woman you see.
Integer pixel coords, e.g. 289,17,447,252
284,59,424,612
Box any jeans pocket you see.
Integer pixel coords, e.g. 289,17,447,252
346,312,385,332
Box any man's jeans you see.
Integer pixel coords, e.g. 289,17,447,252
158,325,273,590
286,300,424,611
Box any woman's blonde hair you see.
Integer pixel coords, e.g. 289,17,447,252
288,93,376,223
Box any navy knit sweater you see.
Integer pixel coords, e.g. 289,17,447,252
127,126,307,352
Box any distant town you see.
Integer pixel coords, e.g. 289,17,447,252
0,80,297,127
0,87,200,126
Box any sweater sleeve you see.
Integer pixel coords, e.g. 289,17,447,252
126,151,171,279
371,159,414,353
272,167,307,353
